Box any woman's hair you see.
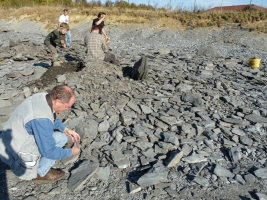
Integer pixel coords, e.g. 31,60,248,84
98,12,106,18
49,85,75,103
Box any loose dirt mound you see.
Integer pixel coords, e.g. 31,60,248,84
30,62,84,88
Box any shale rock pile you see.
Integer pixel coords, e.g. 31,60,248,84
0,19,267,200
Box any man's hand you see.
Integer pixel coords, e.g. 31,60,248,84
72,142,80,156
60,40,66,48
64,127,81,143
104,35,109,43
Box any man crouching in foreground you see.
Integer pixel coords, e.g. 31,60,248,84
0,85,80,183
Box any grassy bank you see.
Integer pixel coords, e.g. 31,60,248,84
0,6,266,32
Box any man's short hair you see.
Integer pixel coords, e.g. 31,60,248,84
91,25,99,31
98,12,106,18
60,23,69,30
49,85,75,103
63,8,68,12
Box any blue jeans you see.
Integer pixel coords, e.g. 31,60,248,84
65,30,71,46
37,131,68,177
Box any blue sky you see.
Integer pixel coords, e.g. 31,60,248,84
99,0,267,9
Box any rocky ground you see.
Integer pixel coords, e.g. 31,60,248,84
1,18,267,200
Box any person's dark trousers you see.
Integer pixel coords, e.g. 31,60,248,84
104,52,118,65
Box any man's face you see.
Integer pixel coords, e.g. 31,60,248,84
64,11,68,16
54,96,75,113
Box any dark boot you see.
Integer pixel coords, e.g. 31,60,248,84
32,169,65,183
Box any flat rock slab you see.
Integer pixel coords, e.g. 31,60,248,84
20,68,34,76
0,100,23,116
193,176,209,187
222,118,245,124
0,90,18,100
182,153,207,163
164,150,183,168
96,166,110,181
0,99,11,108
61,154,79,165
255,192,267,200
254,168,267,179
213,164,234,178
137,161,168,187
0,72,7,78
245,114,267,123
67,160,99,191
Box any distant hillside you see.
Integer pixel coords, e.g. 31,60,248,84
0,5,267,32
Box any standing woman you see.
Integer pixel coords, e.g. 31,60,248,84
44,23,69,67
92,12,109,43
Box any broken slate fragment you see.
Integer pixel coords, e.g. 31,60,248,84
139,104,153,114
56,74,66,83
213,164,234,178
245,114,267,123
255,193,267,200
162,132,179,146
240,137,253,146
82,119,98,142
235,174,246,185
0,99,11,108
191,162,207,176
231,128,245,136
115,159,131,169
127,101,142,114
164,187,179,198
20,68,34,76
244,173,256,183
182,153,207,164
98,120,110,132
0,90,18,100
222,118,244,124
137,161,168,187
67,160,99,191
6,71,22,78
157,116,180,126
192,176,209,187
128,182,142,194
254,168,267,179
61,154,79,165
164,150,183,168
228,146,242,162
96,166,110,181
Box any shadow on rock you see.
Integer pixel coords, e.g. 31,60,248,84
0,129,27,200
0,159,9,200
127,170,144,183
239,195,251,200
122,66,133,78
